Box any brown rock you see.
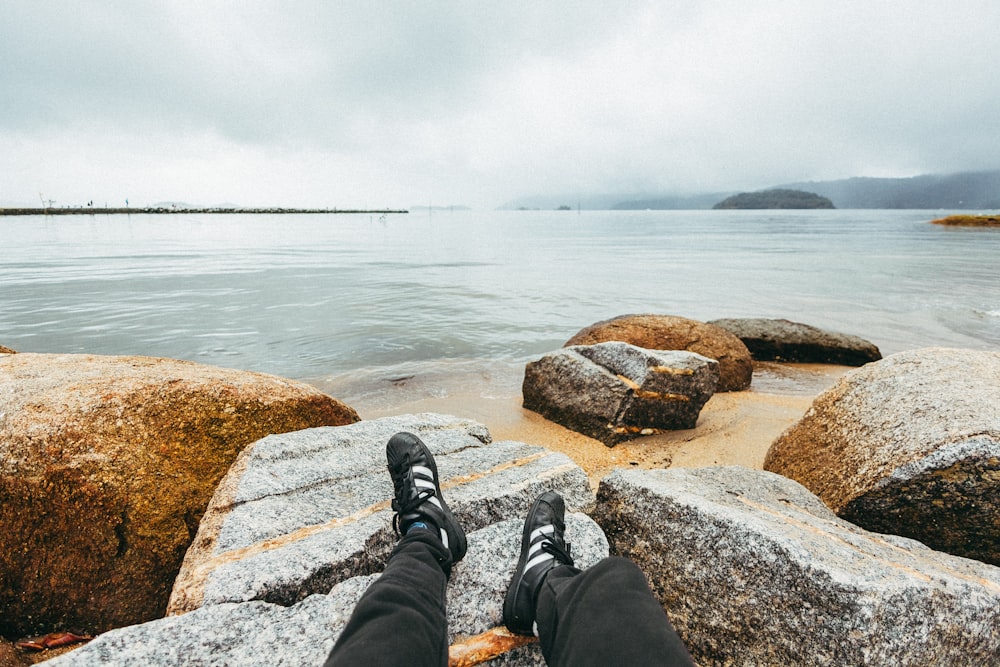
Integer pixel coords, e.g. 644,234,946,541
764,348,1000,566
0,346,15,355
0,353,359,638
565,314,752,391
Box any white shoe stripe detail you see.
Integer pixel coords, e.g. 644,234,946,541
532,621,539,638
414,478,436,490
523,552,553,574
529,525,554,542
440,528,449,549
527,541,547,559
411,465,434,480
428,496,442,509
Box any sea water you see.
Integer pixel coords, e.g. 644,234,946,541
2,209,998,405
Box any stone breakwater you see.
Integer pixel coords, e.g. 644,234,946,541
0,207,407,216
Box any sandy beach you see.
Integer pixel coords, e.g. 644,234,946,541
343,361,851,488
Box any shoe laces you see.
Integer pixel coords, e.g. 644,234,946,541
390,453,436,535
540,535,574,567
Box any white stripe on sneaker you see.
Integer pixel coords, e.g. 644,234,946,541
411,465,434,480
527,541,547,560
523,552,553,574
414,478,436,491
529,525,554,542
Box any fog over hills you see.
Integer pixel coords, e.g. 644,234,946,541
501,170,1000,211
778,171,1000,210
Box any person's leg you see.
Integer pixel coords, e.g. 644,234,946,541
503,491,573,635
535,557,695,667
503,491,694,667
325,432,467,667
325,529,450,667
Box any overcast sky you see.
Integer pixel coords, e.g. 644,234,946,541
2,1,999,209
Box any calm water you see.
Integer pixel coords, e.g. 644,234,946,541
2,210,999,405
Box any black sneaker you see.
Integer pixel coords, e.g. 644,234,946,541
386,431,467,564
503,490,575,636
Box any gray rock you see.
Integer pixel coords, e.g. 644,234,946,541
709,317,882,365
169,414,595,613
48,514,609,667
594,466,1000,666
45,591,356,667
522,342,719,447
765,347,1000,566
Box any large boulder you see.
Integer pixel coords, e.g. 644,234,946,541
52,415,608,666
565,314,752,391
764,348,1000,566
709,317,882,365
168,413,596,613
522,343,718,447
594,466,1000,666
0,353,359,638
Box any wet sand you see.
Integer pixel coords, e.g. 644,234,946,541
342,362,850,488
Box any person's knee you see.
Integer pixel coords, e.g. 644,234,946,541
592,556,646,580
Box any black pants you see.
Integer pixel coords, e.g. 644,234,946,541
325,531,694,667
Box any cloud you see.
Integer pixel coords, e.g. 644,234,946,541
3,1,999,207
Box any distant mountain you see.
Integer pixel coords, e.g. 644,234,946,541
779,170,1000,209
502,169,1000,211
713,189,835,210
611,193,733,210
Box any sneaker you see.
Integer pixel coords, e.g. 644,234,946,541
503,490,575,635
386,431,467,564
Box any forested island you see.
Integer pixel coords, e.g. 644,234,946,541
518,169,1000,210
713,189,835,210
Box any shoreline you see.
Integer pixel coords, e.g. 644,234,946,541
329,361,851,488
0,207,408,216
